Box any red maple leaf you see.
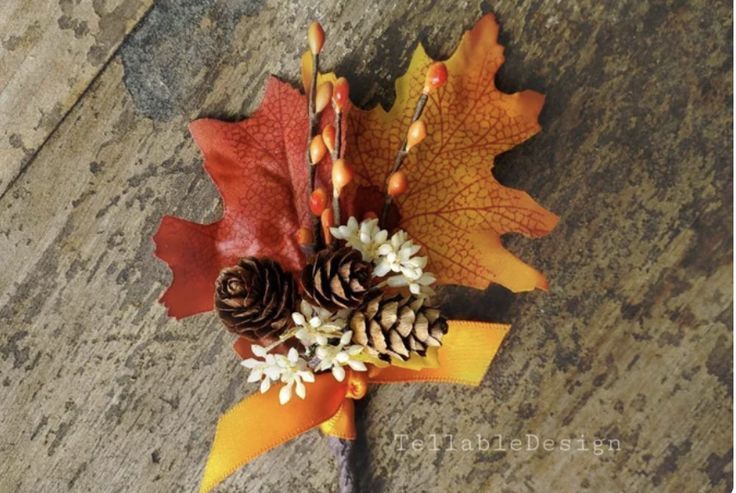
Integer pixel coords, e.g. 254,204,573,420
153,78,334,319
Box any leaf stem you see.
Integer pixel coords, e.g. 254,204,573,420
380,92,429,227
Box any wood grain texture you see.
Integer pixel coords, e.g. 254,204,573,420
0,0,152,197
0,1,731,492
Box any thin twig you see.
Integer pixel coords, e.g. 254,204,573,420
379,93,428,227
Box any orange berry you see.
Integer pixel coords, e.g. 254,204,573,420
387,171,408,197
322,124,336,153
296,227,313,245
309,135,327,164
309,187,329,215
315,81,333,113
321,208,334,243
423,62,448,93
332,77,350,111
332,159,353,195
308,22,325,55
406,120,427,150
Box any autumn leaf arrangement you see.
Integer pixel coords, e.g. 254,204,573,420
153,14,557,493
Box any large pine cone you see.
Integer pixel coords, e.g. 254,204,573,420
349,291,448,361
214,258,296,341
301,246,371,310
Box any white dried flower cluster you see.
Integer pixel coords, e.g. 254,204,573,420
241,346,315,404
291,300,348,347
315,331,367,382
374,230,436,296
331,217,387,261
333,217,436,296
242,301,368,404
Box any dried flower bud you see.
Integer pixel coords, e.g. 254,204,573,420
321,208,334,243
332,159,353,196
406,120,427,150
322,124,336,153
309,188,329,216
296,227,313,245
309,135,327,164
423,62,448,93
387,171,408,197
333,77,349,111
315,82,333,113
308,22,325,55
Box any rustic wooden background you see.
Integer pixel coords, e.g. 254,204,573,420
0,1,732,492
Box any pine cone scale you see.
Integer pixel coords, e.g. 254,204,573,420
396,307,414,337
369,320,388,353
351,312,369,346
329,275,348,301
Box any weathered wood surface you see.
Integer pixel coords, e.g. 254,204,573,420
0,0,152,198
0,1,731,492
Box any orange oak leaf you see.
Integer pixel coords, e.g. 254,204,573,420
153,78,336,319
342,14,559,292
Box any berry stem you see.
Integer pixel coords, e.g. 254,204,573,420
332,109,343,225
380,93,428,227
305,51,323,254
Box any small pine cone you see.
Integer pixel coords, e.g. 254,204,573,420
349,291,448,361
214,258,296,341
301,246,371,310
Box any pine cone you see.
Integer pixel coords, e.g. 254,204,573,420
214,257,296,341
349,291,448,361
301,246,371,310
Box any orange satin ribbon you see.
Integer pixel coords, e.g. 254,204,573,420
200,320,509,493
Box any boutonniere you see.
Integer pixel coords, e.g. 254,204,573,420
153,13,557,492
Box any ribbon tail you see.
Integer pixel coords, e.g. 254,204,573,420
369,321,510,385
319,399,357,439
200,375,347,493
